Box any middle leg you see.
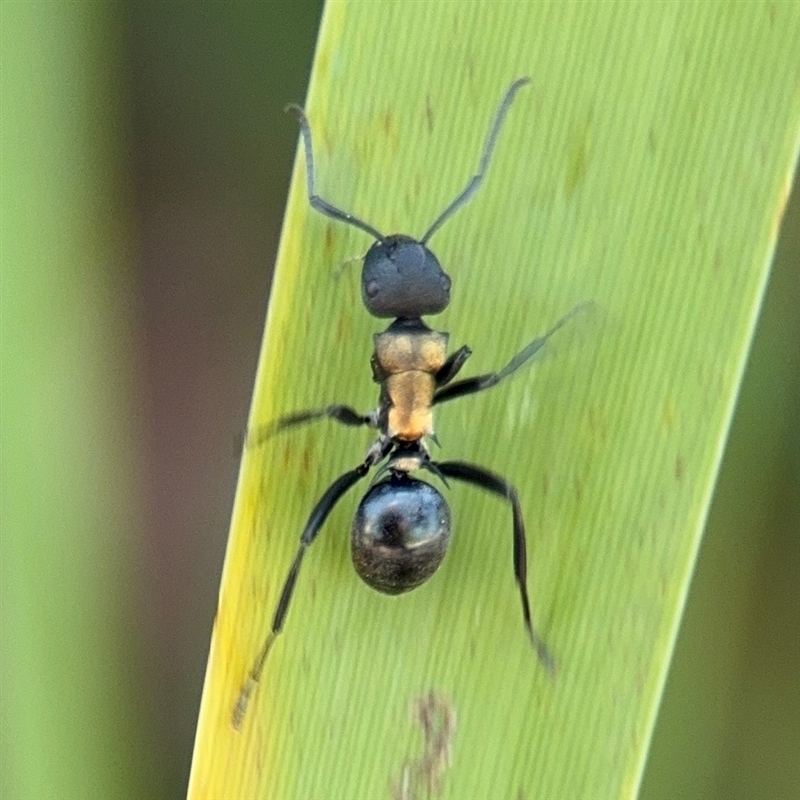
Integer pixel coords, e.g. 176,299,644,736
247,404,375,448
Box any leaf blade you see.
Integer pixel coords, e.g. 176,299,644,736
190,3,800,798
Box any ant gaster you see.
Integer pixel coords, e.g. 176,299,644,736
233,78,582,728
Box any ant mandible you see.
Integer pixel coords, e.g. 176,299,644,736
233,78,582,728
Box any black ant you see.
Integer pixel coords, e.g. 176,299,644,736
233,78,583,728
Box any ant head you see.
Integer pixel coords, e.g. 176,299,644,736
289,78,530,321
362,235,451,319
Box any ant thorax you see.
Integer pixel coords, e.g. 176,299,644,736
372,318,449,442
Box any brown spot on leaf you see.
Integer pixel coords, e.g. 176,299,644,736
564,111,592,197
392,691,456,800
648,127,657,154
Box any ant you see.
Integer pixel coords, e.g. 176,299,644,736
233,78,583,728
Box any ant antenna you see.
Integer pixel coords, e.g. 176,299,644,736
421,77,531,244
287,77,530,247
286,104,386,242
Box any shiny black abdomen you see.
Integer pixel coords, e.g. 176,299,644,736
351,476,451,594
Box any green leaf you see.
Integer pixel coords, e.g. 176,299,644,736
190,3,800,798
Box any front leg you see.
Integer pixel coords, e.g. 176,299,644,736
435,345,472,388
433,304,588,406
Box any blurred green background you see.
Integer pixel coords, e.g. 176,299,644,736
2,3,797,798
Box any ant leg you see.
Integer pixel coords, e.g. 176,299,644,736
435,345,472,388
286,104,385,241
247,405,374,448
433,303,588,406
232,457,373,729
435,460,555,674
